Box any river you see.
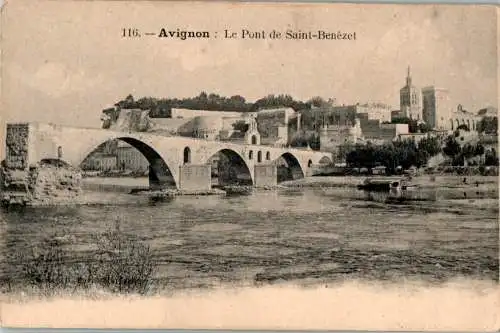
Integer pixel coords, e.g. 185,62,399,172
0,179,498,294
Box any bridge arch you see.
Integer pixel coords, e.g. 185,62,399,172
80,136,178,190
208,148,253,187
275,152,305,183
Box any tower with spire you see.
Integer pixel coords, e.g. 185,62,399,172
399,65,423,121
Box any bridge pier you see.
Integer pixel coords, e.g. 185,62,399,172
148,158,176,191
178,164,211,191
254,164,277,188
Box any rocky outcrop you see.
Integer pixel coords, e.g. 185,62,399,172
108,109,152,132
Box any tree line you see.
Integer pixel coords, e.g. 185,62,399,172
442,131,498,166
345,136,441,173
107,93,321,118
345,130,498,173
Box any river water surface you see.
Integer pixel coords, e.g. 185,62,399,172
0,184,498,292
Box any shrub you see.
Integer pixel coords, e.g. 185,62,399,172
92,221,158,294
17,221,158,295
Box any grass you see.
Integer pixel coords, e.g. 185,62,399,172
8,221,158,296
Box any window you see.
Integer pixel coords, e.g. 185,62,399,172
257,151,262,163
266,152,270,160
249,151,253,159
183,147,191,164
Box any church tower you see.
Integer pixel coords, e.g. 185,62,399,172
399,66,423,121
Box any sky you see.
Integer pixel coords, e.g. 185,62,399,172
1,1,498,128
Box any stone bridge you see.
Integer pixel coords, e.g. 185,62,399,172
5,122,333,191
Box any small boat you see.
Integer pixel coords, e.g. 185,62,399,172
223,185,253,195
358,177,424,202
357,177,408,192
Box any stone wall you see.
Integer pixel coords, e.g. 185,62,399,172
179,164,211,191
5,123,30,170
254,164,277,187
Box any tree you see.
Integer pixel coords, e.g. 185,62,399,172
418,123,432,133
442,136,461,158
477,116,498,134
418,136,441,156
474,143,485,156
232,120,249,133
307,96,328,108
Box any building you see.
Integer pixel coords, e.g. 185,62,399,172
360,118,409,141
396,132,433,146
422,86,453,130
116,141,149,172
170,108,247,119
81,152,117,171
301,103,391,132
449,104,481,131
399,66,423,121
255,107,300,146
319,119,363,158
355,103,392,123
391,110,403,120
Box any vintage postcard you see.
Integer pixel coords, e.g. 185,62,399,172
0,0,498,330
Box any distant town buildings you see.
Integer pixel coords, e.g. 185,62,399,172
449,104,481,131
256,107,300,147
116,141,149,172
422,86,453,130
86,65,497,170
81,152,117,172
300,102,392,133
399,66,423,121
319,119,363,150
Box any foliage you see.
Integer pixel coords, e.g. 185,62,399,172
418,123,432,133
231,120,249,133
442,136,461,158
110,93,314,118
418,136,441,157
92,221,157,294
484,148,499,166
307,96,329,108
456,124,470,131
17,221,158,295
442,135,494,166
345,138,442,173
289,130,320,150
251,94,310,112
477,116,498,134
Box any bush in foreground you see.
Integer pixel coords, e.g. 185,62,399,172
16,221,158,296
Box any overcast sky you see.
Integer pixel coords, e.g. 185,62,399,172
1,1,497,128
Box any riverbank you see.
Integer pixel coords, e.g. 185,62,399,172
282,175,498,188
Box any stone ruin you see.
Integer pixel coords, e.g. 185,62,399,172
1,161,82,206
0,123,83,206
